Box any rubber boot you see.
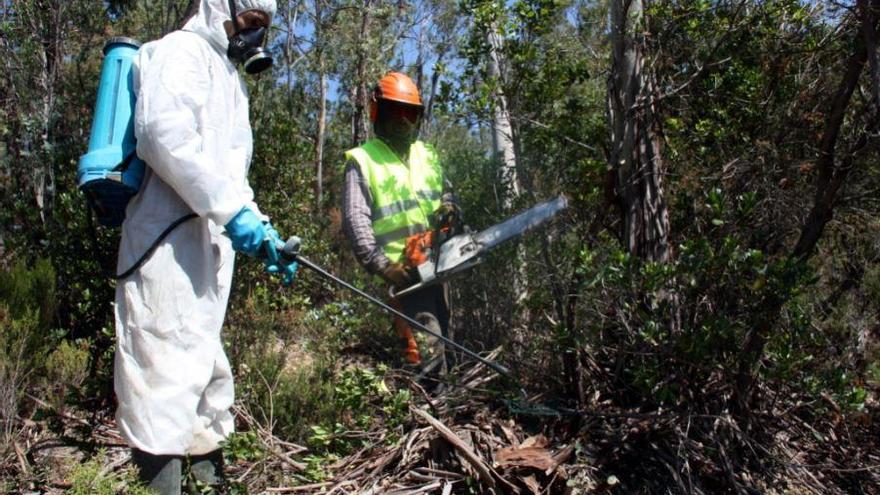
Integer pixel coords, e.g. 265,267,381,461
413,311,447,383
186,449,224,493
131,449,182,495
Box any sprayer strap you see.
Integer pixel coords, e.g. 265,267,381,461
115,213,198,280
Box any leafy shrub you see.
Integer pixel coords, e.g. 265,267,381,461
42,339,91,410
0,259,60,453
228,304,340,442
0,307,41,449
66,450,152,495
223,431,265,463
0,258,56,328
578,239,810,408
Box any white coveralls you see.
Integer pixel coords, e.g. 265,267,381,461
114,0,276,456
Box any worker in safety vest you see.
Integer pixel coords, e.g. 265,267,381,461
341,72,461,380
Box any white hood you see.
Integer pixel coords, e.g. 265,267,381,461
182,0,277,53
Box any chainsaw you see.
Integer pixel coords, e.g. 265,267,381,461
392,195,568,298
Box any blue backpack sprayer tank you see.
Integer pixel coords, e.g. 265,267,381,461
79,37,196,278
78,37,145,228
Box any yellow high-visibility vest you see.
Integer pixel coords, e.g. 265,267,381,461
345,138,443,261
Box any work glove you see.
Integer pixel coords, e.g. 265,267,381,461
225,207,269,257
225,209,298,285
381,261,415,289
262,224,298,286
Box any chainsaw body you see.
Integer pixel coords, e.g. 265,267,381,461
393,195,567,297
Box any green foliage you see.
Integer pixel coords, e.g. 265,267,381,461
335,365,410,430
231,318,340,442
301,453,337,482
306,365,410,451
222,431,266,463
863,264,880,301
66,450,153,495
298,365,410,481
0,307,42,442
42,339,91,410
0,260,62,449
569,186,858,411
0,259,56,328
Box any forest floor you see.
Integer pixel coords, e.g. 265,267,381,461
5,348,880,494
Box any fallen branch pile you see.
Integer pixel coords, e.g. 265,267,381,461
256,355,583,495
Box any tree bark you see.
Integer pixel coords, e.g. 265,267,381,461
315,69,327,206
791,4,875,262
424,48,445,126
351,0,373,146
862,0,880,109
314,0,327,208
34,1,65,225
487,29,520,206
608,0,670,262
486,26,530,310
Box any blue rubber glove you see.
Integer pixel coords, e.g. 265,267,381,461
262,226,299,285
225,207,268,257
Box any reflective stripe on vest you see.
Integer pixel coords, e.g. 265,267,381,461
345,138,443,261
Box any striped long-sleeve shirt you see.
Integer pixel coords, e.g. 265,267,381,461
342,161,390,275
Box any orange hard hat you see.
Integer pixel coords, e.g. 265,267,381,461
370,72,423,122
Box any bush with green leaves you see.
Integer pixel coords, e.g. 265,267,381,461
0,260,61,451
223,430,266,464
42,339,91,411
565,187,859,411
66,450,153,495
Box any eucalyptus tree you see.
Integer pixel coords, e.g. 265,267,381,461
608,0,670,262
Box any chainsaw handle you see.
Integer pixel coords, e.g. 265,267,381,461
389,281,427,299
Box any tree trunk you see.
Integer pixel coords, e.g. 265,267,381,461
34,3,63,225
608,0,670,262
487,29,520,205
424,49,445,127
315,68,327,207
351,0,373,146
314,0,327,208
415,17,425,94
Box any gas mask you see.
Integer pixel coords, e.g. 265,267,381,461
375,100,422,153
226,1,273,74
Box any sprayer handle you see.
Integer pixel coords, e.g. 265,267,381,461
281,236,301,263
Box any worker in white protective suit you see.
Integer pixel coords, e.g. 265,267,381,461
113,0,293,493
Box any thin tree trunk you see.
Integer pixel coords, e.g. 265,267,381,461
862,0,880,109
415,17,425,93
351,0,373,146
487,27,529,310
487,29,520,205
34,3,62,225
313,0,327,208
315,68,327,207
424,49,445,126
285,0,295,112
791,11,874,261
